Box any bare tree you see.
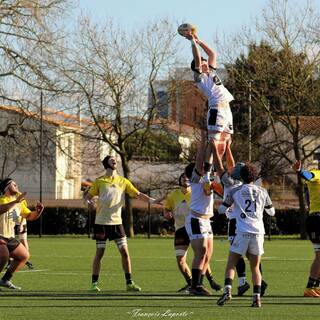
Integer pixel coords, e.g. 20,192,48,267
53,17,180,236
0,0,71,176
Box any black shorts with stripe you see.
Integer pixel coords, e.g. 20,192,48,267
0,236,20,252
306,213,320,244
174,226,190,247
92,224,126,241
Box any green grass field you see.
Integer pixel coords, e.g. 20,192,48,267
0,236,319,320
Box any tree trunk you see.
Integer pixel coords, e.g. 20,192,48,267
292,124,307,240
120,154,134,238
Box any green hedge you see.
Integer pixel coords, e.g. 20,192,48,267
27,207,303,235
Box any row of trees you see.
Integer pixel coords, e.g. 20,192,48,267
0,0,319,237
223,0,320,237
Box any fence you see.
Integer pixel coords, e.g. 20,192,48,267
26,207,303,236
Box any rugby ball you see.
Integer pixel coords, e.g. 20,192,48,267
177,23,197,37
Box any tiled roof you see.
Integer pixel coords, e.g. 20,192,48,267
295,116,320,135
0,105,95,129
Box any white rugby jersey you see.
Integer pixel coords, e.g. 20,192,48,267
219,183,275,234
189,170,214,217
194,70,234,106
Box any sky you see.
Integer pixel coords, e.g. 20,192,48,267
76,0,270,42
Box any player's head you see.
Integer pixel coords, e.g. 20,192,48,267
240,163,258,184
184,163,195,179
102,155,117,171
191,57,208,73
0,178,18,195
179,172,190,188
231,162,245,181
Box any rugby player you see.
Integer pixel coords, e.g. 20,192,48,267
85,155,155,292
217,163,275,307
292,160,320,297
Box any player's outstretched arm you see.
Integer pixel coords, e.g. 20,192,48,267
185,32,202,71
196,38,216,69
136,192,156,204
24,201,44,221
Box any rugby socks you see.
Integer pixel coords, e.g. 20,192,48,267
253,285,261,297
205,271,215,287
191,269,201,288
224,277,232,293
306,277,317,288
199,274,204,286
2,270,13,282
315,279,320,287
183,273,192,286
92,274,99,283
125,273,133,285
236,257,246,285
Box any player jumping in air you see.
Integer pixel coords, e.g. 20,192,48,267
184,31,234,195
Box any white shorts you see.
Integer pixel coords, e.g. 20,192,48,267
230,232,264,256
185,214,213,241
207,101,233,134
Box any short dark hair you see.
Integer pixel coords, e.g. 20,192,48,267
184,163,195,179
0,178,13,194
190,57,207,72
178,173,186,186
102,155,112,170
240,163,258,184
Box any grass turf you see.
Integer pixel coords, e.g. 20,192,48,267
0,236,319,320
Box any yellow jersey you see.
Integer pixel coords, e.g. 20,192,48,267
0,194,31,238
88,174,139,225
306,169,320,213
164,188,191,230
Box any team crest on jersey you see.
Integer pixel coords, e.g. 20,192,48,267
241,189,257,198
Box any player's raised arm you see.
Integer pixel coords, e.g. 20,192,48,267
24,201,44,221
196,38,216,69
186,33,202,72
292,160,314,181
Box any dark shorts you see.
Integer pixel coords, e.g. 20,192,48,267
306,214,320,244
228,218,236,237
92,224,126,241
0,236,20,253
14,224,27,235
174,226,190,247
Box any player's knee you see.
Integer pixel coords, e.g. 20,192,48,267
115,237,128,251
175,249,187,258
208,131,221,142
0,244,9,260
313,243,320,254
24,251,30,261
